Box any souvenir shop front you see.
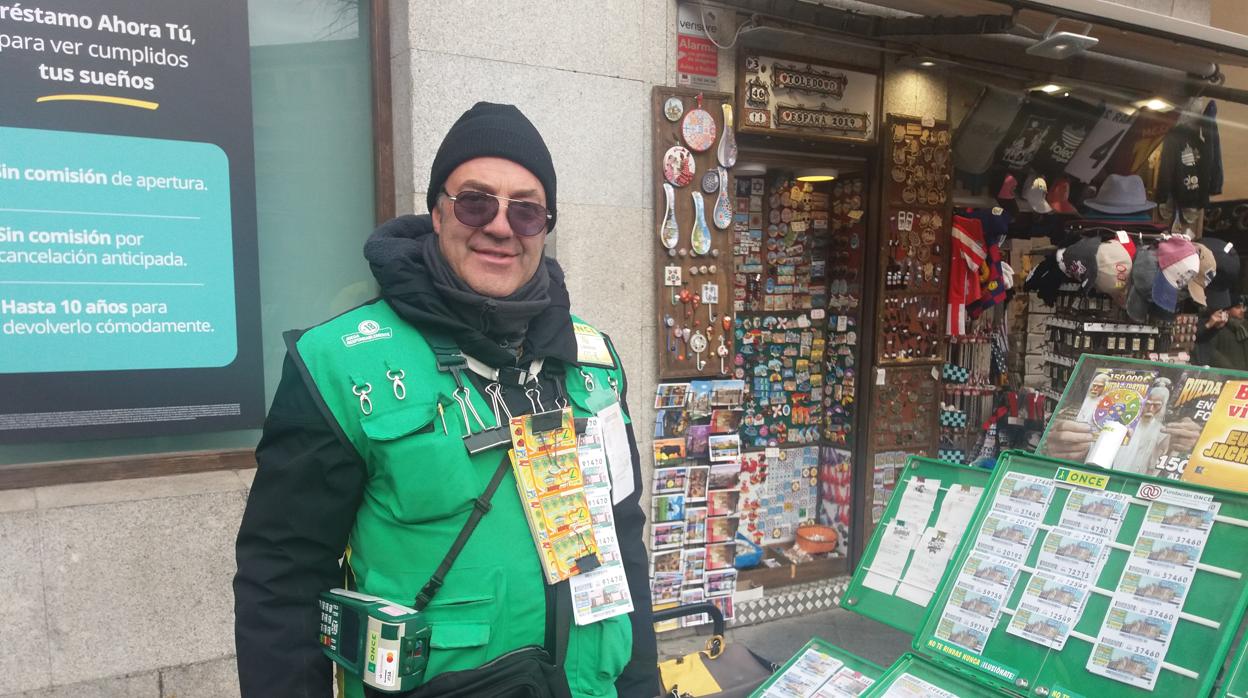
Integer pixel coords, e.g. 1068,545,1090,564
645,2,1248,629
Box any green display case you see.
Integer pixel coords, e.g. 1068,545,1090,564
841,457,993,634
862,653,1003,697
910,450,1248,698
1222,638,1248,698
748,637,886,697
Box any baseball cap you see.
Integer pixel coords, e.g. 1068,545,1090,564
1188,243,1218,306
1046,177,1079,215
1025,253,1066,305
1018,174,1053,214
1094,240,1133,305
1151,237,1199,312
1203,237,1242,310
1127,248,1159,322
998,173,1019,201
1057,235,1100,290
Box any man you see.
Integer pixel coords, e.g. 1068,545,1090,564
1112,381,1170,474
1208,296,1248,371
234,103,658,697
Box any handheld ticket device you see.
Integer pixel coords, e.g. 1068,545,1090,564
318,589,431,693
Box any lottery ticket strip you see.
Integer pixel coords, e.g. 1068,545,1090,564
750,450,1248,698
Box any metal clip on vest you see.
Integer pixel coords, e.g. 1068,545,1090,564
352,382,373,415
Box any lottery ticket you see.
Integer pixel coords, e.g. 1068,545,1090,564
947,581,1006,623
1059,489,1131,540
990,472,1054,521
957,551,1021,595
1017,569,1090,617
1035,526,1110,584
1086,634,1164,691
935,606,993,654
1006,602,1075,650
973,511,1039,563
862,520,917,595
879,673,958,698
895,477,941,525
1115,562,1192,608
813,668,875,697
896,527,957,607
933,485,984,533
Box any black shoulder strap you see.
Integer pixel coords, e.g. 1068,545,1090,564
413,451,512,610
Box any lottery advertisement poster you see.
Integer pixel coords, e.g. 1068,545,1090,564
1038,358,1248,484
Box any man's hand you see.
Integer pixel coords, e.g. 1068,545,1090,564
1042,419,1097,461
1206,310,1229,330
1162,418,1204,453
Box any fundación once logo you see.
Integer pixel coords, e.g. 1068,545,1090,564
341,319,393,347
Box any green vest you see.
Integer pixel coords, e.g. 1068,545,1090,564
293,300,634,698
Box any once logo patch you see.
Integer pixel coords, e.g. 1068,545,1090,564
342,319,393,347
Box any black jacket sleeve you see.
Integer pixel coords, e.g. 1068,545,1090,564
234,352,366,698
612,385,661,697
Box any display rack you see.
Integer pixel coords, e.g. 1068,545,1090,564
749,637,886,697
911,450,1248,698
842,457,992,634
1221,638,1248,698
862,653,1002,697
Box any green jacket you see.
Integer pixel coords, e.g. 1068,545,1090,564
1210,319,1248,372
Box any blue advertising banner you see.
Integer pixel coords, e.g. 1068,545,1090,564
0,0,262,441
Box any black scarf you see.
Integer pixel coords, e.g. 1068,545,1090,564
364,215,577,367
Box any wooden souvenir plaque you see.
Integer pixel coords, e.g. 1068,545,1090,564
653,87,737,380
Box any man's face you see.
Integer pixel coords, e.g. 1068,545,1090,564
433,157,547,297
1231,304,1246,320
1143,394,1164,420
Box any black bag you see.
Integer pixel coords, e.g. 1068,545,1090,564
364,646,572,698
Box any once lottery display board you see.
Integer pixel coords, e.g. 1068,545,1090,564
911,449,1248,698
842,457,992,634
750,638,886,697
1223,640,1248,698
862,654,1001,697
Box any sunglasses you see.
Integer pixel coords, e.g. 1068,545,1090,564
442,189,551,237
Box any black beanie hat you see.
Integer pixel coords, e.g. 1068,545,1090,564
426,102,557,231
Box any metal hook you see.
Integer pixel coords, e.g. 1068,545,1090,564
387,369,406,400
352,383,373,415
578,368,596,393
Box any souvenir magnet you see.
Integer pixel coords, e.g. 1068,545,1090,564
712,167,733,230
659,183,679,249
682,98,717,152
701,170,720,194
663,96,684,122
717,103,738,168
663,146,695,187
690,191,712,256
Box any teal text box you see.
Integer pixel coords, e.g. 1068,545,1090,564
0,126,237,372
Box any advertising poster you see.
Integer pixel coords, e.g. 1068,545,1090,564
1037,358,1239,487
0,0,262,441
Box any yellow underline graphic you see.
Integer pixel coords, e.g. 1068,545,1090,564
36,94,159,110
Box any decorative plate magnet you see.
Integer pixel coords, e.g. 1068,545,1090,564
659,183,679,249
690,190,712,256
718,103,738,168
681,96,717,152
712,167,733,230
701,170,720,194
663,145,695,187
663,96,684,122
